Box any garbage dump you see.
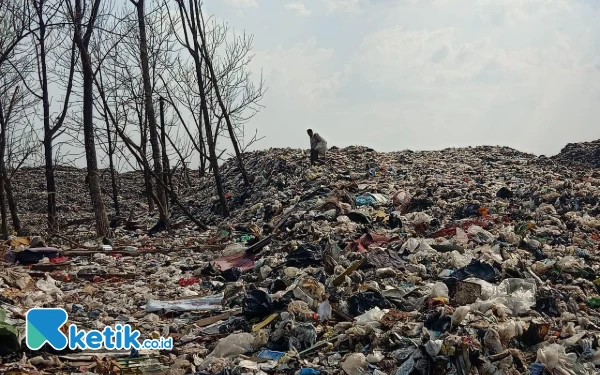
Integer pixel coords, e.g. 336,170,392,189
3,143,600,374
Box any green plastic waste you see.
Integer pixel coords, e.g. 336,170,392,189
587,297,600,308
236,234,254,243
0,309,20,355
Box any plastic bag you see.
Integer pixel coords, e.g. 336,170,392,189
242,290,274,318
536,344,577,372
287,300,314,321
318,300,332,321
401,238,421,253
556,256,585,272
146,293,223,312
404,212,432,226
467,225,495,244
493,278,537,316
355,307,385,328
483,328,503,354
222,267,242,282
342,353,368,375
430,282,449,299
453,260,499,282
299,369,321,375
209,332,267,358
366,351,384,363
454,227,469,245
347,290,393,316
286,244,323,267
496,320,523,343
392,190,411,207
356,195,376,206
447,250,472,269
425,340,442,357
451,306,470,326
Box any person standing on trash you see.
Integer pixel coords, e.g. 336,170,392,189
307,129,327,166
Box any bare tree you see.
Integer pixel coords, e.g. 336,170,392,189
164,8,264,183
168,0,230,217
129,0,168,224
93,69,208,231
0,0,32,67
195,12,250,187
0,1,34,235
95,68,120,216
0,81,20,235
65,0,110,237
15,0,79,231
159,97,173,201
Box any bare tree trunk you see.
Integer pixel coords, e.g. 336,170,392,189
175,0,229,217
44,141,58,230
138,123,155,212
103,109,120,216
39,17,59,231
0,174,7,237
69,0,109,238
132,0,168,223
82,71,109,237
197,66,229,217
92,71,209,232
31,0,77,232
163,126,192,187
144,167,154,211
197,19,249,187
159,97,172,208
0,111,7,237
0,87,14,236
4,178,20,232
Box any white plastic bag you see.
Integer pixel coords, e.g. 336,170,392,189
342,353,368,375
209,331,267,358
318,300,333,321
536,344,577,372
355,307,385,328
429,282,449,299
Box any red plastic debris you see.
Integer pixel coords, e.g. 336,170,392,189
346,233,398,253
50,256,70,264
177,277,200,286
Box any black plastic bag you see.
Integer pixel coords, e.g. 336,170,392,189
222,267,242,282
243,289,274,318
15,248,60,265
347,290,393,316
272,290,295,310
496,187,514,199
424,310,452,334
218,316,251,334
452,260,499,282
454,204,481,219
409,197,434,211
286,244,323,267
389,211,403,229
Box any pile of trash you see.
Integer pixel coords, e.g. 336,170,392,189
552,140,600,168
2,142,600,375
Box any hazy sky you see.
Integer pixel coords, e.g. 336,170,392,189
204,0,600,156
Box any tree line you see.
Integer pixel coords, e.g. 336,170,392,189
0,0,265,237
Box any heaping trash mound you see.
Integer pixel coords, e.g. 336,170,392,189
4,141,600,374
552,139,600,168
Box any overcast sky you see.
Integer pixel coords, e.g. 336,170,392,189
204,0,600,156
